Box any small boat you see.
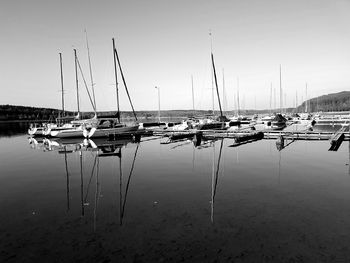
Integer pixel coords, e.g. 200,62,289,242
271,114,287,130
28,123,45,136
260,115,274,125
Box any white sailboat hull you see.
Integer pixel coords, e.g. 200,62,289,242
50,127,84,138
28,127,44,136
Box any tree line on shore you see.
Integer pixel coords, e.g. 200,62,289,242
1,91,349,121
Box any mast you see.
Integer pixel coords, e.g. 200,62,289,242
59,53,65,116
274,87,276,112
191,75,195,115
211,53,223,118
74,49,80,119
284,93,287,113
222,69,227,113
76,54,97,114
305,83,308,113
279,64,282,113
233,88,236,116
155,86,161,123
112,38,120,123
85,30,97,112
211,67,215,115
270,83,272,115
209,31,215,116
237,77,240,116
113,38,138,121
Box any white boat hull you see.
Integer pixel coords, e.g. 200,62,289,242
28,127,44,136
50,127,84,138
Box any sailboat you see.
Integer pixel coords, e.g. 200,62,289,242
83,38,139,139
28,123,45,136
270,65,287,130
196,51,228,130
50,49,98,138
28,54,67,137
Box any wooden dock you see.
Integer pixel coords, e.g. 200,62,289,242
147,125,350,151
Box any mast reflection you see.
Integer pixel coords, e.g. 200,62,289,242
29,137,139,229
119,143,140,225
211,139,224,223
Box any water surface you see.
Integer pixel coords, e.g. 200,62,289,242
1,124,350,262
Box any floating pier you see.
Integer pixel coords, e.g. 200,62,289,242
263,130,350,141
108,129,153,142
329,126,346,151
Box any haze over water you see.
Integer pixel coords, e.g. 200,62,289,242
1,123,350,262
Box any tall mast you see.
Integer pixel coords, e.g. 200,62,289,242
209,31,215,116
305,83,308,113
74,49,80,119
85,30,97,112
279,64,282,113
112,38,120,123
76,55,97,114
274,87,276,112
237,77,240,116
155,86,161,123
211,53,223,118
222,69,227,112
191,75,195,114
233,90,236,116
270,83,272,115
114,38,138,121
284,93,287,113
59,53,64,116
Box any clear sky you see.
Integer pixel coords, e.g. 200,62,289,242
1,0,349,111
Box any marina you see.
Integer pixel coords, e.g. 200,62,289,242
2,0,350,261
2,121,350,262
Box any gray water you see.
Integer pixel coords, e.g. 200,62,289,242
1,123,350,262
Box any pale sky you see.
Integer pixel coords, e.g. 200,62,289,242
1,0,349,111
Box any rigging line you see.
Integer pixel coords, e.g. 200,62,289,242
121,143,140,224
76,55,97,113
85,29,97,111
114,43,138,121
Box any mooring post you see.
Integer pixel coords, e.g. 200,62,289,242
193,131,202,147
276,135,284,151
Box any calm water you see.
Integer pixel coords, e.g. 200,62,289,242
1,123,350,262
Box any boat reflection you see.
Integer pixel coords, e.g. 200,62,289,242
29,137,140,229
